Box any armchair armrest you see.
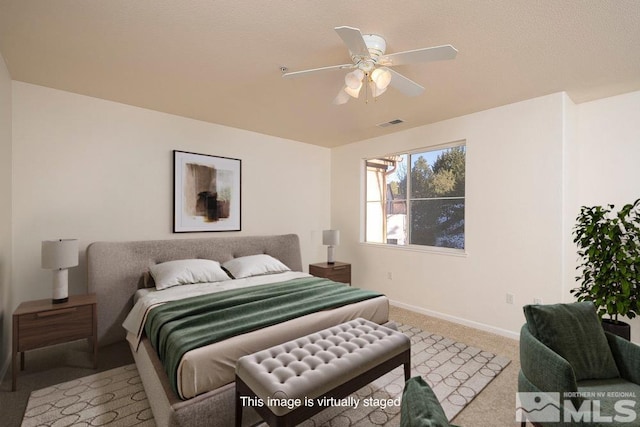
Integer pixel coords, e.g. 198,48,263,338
520,324,578,394
605,332,640,384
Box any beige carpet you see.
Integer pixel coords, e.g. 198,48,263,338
21,324,510,426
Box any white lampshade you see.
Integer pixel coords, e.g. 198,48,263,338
42,239,79,269
42,239,78,304
323,230,340,246
344,83,362,99
371,67,392,90
345,69,364,89
369,80,388,98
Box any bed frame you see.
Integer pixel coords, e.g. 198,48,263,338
87,234,303,426
86,234,388,427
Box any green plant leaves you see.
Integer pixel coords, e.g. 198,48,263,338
572,199,640,321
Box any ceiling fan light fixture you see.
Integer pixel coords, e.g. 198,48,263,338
371,67,392,90
345,69,364,89
344,83,362,98
369,80,388,98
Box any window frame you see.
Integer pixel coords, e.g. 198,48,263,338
362,140,467,256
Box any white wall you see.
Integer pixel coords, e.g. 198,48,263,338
332,93,568,338
6,77,640,367
0,53,12,380
568,90,640,343
11,82,331,311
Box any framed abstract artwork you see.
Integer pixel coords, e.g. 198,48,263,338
173,150,241,232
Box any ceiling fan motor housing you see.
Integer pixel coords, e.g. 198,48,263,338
363,34,386,58
355,34,386,67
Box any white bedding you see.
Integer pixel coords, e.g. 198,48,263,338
123,271,390,399
123,271,311,347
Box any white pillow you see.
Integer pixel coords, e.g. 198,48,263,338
150,259,231,290
222,254,290,279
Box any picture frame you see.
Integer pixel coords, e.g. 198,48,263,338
173,150,241,232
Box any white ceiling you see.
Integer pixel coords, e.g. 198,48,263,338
1,1,639,148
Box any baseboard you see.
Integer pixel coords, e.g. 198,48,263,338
389,299,520,340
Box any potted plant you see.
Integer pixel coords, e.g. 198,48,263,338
571,199,640,340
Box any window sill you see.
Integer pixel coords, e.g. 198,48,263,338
360,242,468,257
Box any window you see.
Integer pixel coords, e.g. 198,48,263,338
365,143,466,250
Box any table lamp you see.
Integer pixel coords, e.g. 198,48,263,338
42,239,78,304
322,230,340,265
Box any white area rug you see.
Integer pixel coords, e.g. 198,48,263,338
22,324,510,426
21,364,153,427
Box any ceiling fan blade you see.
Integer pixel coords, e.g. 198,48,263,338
332,86,351,105
380,44,457,67
334,26,370,58
388,68,425,97
282,63,353,79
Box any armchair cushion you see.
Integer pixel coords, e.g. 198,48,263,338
401,376,451,427
523,302,619,381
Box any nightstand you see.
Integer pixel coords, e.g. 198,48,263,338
309,262,351,285
12,293,98,391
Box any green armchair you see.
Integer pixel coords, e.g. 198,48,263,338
519,302,640,426
400,376,459,427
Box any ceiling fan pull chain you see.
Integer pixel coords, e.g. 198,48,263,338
365,72,370,104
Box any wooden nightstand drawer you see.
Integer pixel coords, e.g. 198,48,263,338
309,262,351,284
323,265,350,283
12,294,98,391
18,304,93,351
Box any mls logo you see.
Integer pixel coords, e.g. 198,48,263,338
516,392,561,422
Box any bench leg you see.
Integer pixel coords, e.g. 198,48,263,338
235,387,242,427
403,351,411,381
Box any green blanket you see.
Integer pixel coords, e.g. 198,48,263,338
144,277,384,397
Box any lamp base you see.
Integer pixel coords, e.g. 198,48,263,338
52,269,69,304
327,246,335,264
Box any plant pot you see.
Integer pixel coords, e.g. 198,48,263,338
601,318,631,341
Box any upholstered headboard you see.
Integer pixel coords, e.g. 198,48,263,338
87,234,302,346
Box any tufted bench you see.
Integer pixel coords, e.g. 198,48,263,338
235,318,411,427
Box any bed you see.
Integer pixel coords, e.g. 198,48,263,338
87,234,390,427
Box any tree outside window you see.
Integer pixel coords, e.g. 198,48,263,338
365,143,465,250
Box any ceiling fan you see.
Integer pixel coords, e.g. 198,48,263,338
282,26,458,105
